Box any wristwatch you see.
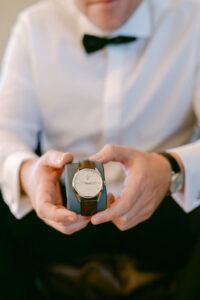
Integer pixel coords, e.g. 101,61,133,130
72,160,104,216
158,152,184,195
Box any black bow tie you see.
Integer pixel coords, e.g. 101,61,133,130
83,34,137,54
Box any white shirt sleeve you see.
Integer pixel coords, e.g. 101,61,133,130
169,58,200,213
0,13,42,219
169,141,200,212
1,147,37,219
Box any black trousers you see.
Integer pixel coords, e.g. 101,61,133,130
0,185,200,300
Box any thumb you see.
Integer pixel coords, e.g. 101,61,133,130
90,144,136,165
41,150,74,168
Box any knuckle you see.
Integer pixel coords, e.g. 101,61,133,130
124,201,132,211
119,215,128,225
115,216,128,230
142,214,151,222
66,228,76,235
117,223,127,231
46,149,55,157
43,219,49,226
53,215,61,224
136,174,146,188
147,201,155,214
52,211,66,224
60,227,74,235
43,150,57,162
81,223,88,230
142,213,150,222
36,207,44,219
104,144,114,153
143,208,153,221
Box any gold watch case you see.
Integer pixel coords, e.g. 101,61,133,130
72,167,104,200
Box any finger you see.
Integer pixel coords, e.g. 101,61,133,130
112,191,160,231
35,181,63,208
36,182,90,224
113,215,140,231
91,177,140,225
113,203,153,231
76,215,91,222
66,219,90,234
40,150,74,168
43,210,90,227
37,201,78,224
44,220,89,235
90,144,136,164
44,218,90,235
44,216,90,228
91,196,123,225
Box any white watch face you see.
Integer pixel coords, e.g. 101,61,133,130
72,168,103,198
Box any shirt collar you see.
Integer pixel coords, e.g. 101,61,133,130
73,0,153,39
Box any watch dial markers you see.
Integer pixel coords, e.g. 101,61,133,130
73,169,103,198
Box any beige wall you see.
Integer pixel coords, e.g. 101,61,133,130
0,0,40,65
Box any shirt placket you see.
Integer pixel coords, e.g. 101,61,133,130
102,47,125,146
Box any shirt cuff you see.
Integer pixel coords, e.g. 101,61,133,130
169,141,200,212
1,151,38,219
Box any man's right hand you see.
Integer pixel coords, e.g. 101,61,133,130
20,150,91,235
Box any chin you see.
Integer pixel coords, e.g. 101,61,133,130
95,20,123,31
91,14,125,31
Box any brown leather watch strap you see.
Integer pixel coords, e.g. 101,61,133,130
79,160,95,170
81,199,97,216
78,160,98,216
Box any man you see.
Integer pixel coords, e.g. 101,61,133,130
0,0,200,298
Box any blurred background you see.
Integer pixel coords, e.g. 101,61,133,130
0,0,39,64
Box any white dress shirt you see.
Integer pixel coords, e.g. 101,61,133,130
0,0,200,219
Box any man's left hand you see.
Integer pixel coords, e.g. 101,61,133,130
90,145,177,231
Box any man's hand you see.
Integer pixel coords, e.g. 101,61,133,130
20,150,90,234
90,145,183,231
